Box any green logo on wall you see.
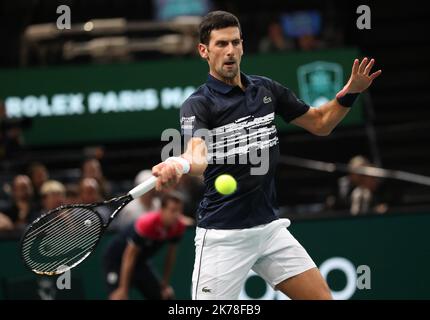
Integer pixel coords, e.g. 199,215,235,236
297,61,343,107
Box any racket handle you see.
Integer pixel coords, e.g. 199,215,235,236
129,176,157,199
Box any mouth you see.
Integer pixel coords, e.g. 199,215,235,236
223,62,237,71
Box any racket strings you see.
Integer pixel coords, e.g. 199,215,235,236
21,207,103,275
22,207,95,250
22,211,101,273
23,206,84,241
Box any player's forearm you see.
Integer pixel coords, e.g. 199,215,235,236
314,99,350,135
118,244,138,291
315,57,381,135
182,154,207,176
181,137,208,176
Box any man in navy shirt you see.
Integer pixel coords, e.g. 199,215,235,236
152,11,381,299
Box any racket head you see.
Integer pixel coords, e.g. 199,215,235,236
20,205,104,276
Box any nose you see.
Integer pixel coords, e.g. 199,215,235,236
226,42,235,57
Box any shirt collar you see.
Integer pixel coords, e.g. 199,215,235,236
206,72,253,94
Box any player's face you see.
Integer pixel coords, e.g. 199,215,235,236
199,27,243,80
161,200,183,227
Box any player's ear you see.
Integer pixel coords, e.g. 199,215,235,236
198,43,209,60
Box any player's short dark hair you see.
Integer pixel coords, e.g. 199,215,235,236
161,191,184,208
199,11,242,45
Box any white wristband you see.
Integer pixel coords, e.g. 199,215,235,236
165,156,191,174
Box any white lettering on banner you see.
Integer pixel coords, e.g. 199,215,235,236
90,90,160,112
52,94,67,115
239,271,290,300
69,94,85,114
4,97,22,117
118,90,134,111
220,257,372,300
6,94,86,118
319,257,357,300
161,86,195,109
104,91,118,112
38,96,52,116
22,96,39,117
161,87,183,109
5,87,193,118
88,92,104,113
137,89,159,111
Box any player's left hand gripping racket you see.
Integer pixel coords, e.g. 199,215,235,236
20,168,180,276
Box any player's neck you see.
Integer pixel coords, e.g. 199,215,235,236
210,71,244,90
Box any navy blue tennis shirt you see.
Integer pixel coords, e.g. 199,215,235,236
180,72,310,229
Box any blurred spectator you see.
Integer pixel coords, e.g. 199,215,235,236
277,10,326,51
82,158,111,198
0,175,36,231
65,184,79,205
40,180,66,213
79,177,111,223
79,177,103,204
259,21,295,53
326,156,391,215
110,170,161,231
0,214,13,231
0,100,30,159
297,34,325,51
84,146,105,161
28,162,49,207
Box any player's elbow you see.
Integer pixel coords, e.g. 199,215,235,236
307,108,332,136
313,127,332,136
312,122,332,136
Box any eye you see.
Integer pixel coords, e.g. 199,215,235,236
216,41,228,47
232,40,241,46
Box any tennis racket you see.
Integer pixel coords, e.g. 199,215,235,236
20,173,163,276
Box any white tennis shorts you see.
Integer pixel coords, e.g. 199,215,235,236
191,218,316,300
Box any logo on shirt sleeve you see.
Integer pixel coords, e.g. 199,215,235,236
181,116,195,131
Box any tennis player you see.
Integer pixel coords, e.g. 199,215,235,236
152,11,381,300
103,192,186,300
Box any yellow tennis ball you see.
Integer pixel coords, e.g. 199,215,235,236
215,174,237,195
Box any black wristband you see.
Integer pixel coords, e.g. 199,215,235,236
336,92,360,108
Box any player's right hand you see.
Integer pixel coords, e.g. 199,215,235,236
152,160,183,191
109,287,128,300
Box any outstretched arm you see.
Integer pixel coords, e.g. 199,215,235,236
109,242,140,300
152,137,207,191
160,244,178,299
292,57,382,136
